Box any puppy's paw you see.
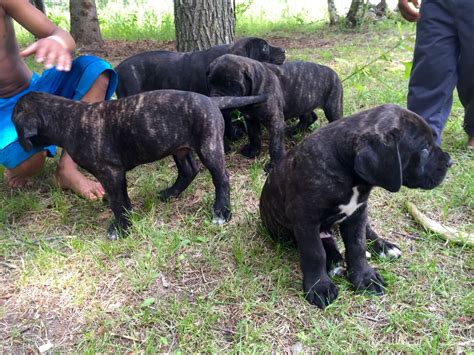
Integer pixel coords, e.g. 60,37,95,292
348,267,386,296
304,278,338,309
227,122,245,141
285,125,300,137
158,189,171,202
224,139,232,154
212,207,231,225
158,188,179,202
107,223,125,241
369,239,402,259
323,241,344,277
240,144,260,159
328,261,344,278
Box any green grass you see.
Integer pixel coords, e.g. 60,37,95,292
2,15,473,354
16,6,323,43
15,1,400,43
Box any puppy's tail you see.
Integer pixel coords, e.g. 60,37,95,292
212,94,267,110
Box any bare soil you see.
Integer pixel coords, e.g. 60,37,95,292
79,34,336,66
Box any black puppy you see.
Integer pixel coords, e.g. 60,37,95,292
259,104,452,309
13,91,267,240
115,37,285,142
208,54,343,170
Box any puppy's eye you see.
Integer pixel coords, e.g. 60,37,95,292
420,148,429,160
262,44,269,53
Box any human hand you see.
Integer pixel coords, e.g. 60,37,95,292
19,36,72,71
398,0,420,22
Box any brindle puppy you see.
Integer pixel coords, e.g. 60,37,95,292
259,104,452,308
13,91,267,240
208,54,343,171
115,37,285,142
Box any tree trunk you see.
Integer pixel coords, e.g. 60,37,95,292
346,0,367,27
174,0,235,52
327,0,338,26
30,0,46,14
70,0,103,48
374,0,387,16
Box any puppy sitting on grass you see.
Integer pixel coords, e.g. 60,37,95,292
13,91,267,240
259,104,452,308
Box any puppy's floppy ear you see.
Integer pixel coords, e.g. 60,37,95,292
242,62,262,95
231,40,264,60
205,67,211,92
230,46,248,57
354,132,402,192
230,40,251,58
15,114,38,152
243,70,253,95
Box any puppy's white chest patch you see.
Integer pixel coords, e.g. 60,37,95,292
336,186,363,223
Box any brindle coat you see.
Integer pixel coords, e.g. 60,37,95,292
259,104,452,308
13,91,267,239
207,54,343,171
115,37,285,142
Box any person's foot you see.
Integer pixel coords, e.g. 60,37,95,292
4,169,33,188
54,164,105,200
467,136,474,149
3,151,47,189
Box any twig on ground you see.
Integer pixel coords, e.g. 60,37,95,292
354,314,389,325
392,231,422,241
0,261,18,269
200,267,208,283
341,33,415,83
111,333,142,342
406,202,474,247
2,326,31,341
214,327,237,335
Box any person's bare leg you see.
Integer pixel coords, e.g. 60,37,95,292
467,136,474,149
4,151,47,188
54,72,110,200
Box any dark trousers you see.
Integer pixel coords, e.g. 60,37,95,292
407,0,474,144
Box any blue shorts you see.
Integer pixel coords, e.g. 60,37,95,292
0,55,118,169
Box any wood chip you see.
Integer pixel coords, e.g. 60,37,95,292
38,341,53,353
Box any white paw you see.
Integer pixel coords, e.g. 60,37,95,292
377,245,402,259
328,265,344,277
212,216,226,225
366,251,372,259
386,246,402,258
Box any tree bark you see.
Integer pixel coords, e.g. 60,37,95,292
30,0,46,14
327,0,338,26
346,0,367,27
70,0,103,48
174,0,235,52
374,0,387,16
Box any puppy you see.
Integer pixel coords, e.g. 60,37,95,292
259,104,452,308
115,37,285,142
208,54,343,170
13,91,267,240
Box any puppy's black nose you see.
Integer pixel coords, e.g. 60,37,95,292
446,158,453,168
